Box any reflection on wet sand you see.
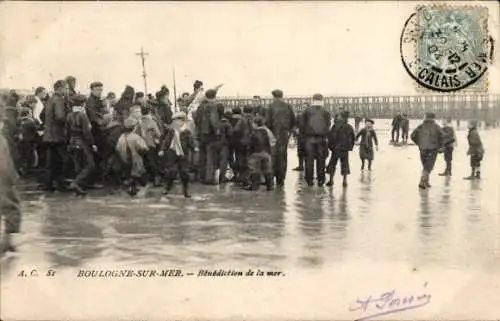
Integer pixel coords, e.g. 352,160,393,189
1,129,499,274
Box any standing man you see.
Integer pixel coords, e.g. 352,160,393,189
391,111,403,143
326,111,355,187
410,112,444,189
195,89,221,185
266,89,296,187
438,118,457,177
42,80,70,191
252,95,266,119
65,76,78,110
65,76,78,96
66,94,97,195
154,90,173,127
302,94,331,187
86,82,107,176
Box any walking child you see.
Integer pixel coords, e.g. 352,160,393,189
246,116,276,191
438,118,457,177
355,119,379,171
17,107,39,175
464,120,485,180
158,112,195,198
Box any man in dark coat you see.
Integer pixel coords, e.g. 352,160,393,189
65,76,78,110
266,89,296,187
411,112,444,189
66,94,97,195
86,82,106,179
391,111,403,143
115,85,135,123
42,80,71,191
154,90,173,127
195,89,221,185
302,94,331,187
326,111,355,187
252,95,266,119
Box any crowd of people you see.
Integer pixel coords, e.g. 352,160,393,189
0,77,359,198
0,75,491,254
0,76,488,199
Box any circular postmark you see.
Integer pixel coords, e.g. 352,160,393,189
400,6,494,92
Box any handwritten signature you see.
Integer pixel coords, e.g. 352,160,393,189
349,282,432,321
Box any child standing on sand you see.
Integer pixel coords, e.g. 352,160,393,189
355,119,379,171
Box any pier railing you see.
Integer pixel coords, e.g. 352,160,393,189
219,94,500,120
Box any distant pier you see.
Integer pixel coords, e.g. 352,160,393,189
220,93,500,120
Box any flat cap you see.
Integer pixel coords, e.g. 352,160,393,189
72,94,88,105
90,81,103,89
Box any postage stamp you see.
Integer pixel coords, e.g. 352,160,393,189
400,4,494,92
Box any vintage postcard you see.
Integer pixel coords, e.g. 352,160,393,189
0,1,499,320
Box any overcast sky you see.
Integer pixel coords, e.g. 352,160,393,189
0,1,498,97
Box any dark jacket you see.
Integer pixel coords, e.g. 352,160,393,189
2,107,18,141
18,117,39,142
392,114,403,128
250,127,271,154
154,101,173,126
195,99,220,139
159,127,195,156
400,117,410,131
328,120,355,151
218,118,233,147
355,128,378,148
232,114,253,147
114,97,134,122
65,110,94,146
86,94,106,127
410,119,443,150
302,105,331,136
43,93,68,143
467,127,484,156
266,99,296,144
254,105,267,120
442,125,456,148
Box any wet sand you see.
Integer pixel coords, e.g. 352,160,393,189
1,123,499,320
